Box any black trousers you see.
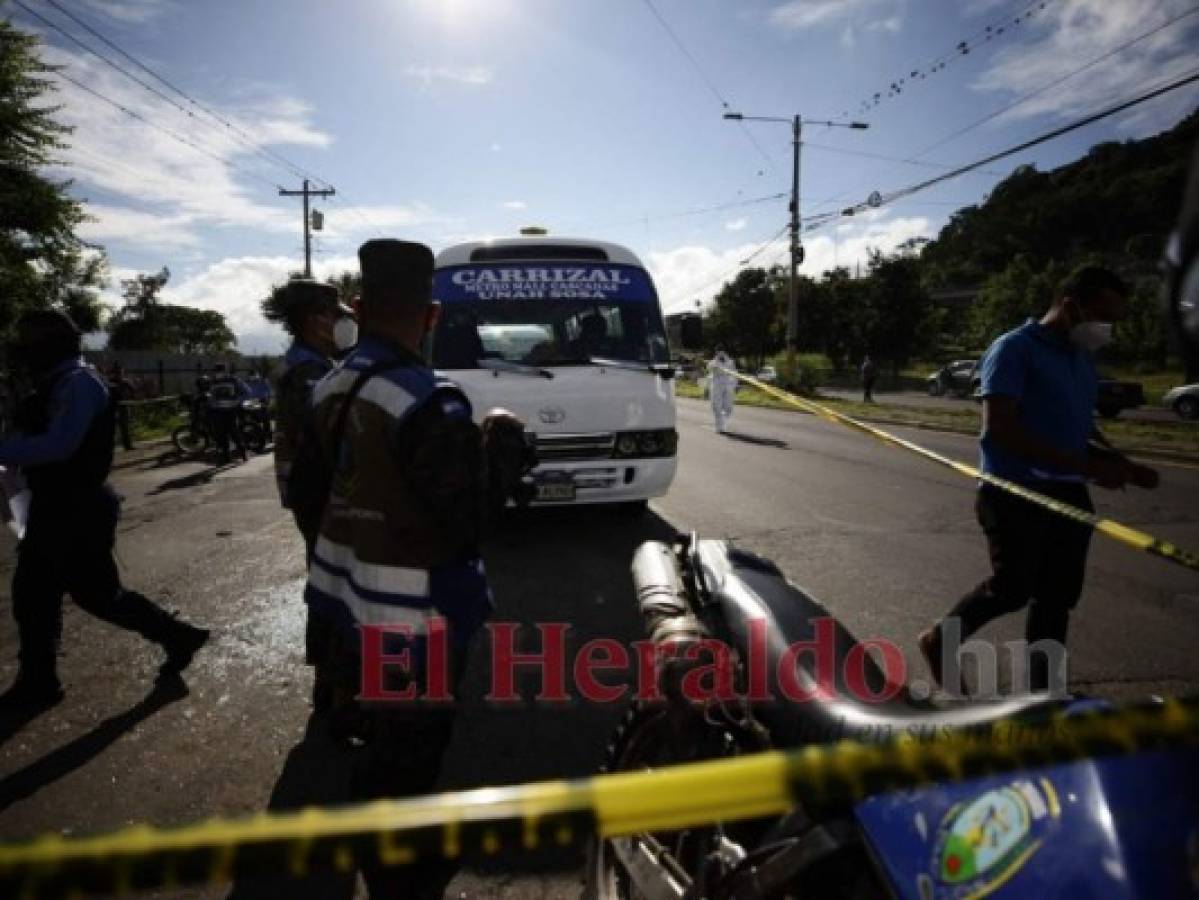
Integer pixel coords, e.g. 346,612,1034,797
12,489,176,687
115,404,133,451
944,481,1094,690
325,628,466,898
208,408,245,460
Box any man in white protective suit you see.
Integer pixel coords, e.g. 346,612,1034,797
707,346,738,434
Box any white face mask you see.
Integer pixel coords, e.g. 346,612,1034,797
1069,320,1113,352
333,316,358,351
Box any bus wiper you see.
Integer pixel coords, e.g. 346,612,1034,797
477,358,555,379
587,357,676,378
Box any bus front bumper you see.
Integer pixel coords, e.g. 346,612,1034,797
527,457,677,505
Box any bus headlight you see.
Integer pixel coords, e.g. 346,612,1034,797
614,429,677,458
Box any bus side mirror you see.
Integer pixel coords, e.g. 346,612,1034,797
679,315,703,351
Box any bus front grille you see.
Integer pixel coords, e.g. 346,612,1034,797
535,432,616,462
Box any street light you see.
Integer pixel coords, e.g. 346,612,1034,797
723,111,869,354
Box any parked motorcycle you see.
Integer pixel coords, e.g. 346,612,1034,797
586,533,1199,899
172,394,270,457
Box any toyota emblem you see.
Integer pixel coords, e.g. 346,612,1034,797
538,406,566,424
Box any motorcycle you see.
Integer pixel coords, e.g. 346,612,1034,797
172,394,270,457
586,534,1199,899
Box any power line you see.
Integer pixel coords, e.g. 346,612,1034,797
665,222,789,307
908,4,1199,160
809,7,1199,219
804,140,1003,176
640,0,773,167
36,0,336,191
579,190,789,230
52,70,285,191
844,0,1055,118
323,191,388,238
837,69,1199,219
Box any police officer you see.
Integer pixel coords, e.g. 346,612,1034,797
271,279,355,711
272,279,355,538
207,363,248,463
0,311,209,712
300,239,527,896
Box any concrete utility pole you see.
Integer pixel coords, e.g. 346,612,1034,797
723,112,868,354
279,179,335,278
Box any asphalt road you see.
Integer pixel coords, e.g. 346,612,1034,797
0,400,1196,897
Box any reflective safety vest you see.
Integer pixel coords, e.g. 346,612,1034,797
273,341,332,508
302,338,492,646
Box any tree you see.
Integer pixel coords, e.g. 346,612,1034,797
860,251,939,373
968,256,1065,348
326,270,360,303
107,266,235,353
162,306,236,354
0,20,107,346
792,268,869,371
106,267,170,349
704,267,781,371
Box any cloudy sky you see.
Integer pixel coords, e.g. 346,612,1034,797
10,0,1199,352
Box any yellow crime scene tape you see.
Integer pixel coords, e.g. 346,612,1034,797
0,695,1196,897
720,368,1199,573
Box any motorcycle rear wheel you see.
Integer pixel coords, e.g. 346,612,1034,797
585,703,768,900
172,425,208,455
240,421,268,454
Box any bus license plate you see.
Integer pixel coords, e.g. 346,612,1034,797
536,481,576,502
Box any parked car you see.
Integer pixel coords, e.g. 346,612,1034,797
1095,379,1145,418
1163,383,1199,420
755,365,778,384
926,359,977,397
969,373,1145,418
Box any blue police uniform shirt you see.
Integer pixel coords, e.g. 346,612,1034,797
284,340,328,372
0,359,109,467
977,319,1097,483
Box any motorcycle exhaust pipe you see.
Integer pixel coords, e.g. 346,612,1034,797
631,541,709,702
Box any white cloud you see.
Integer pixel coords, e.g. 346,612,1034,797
77,204,200,249
148,254,360,354
770,0,900,32
650,238,788,315
35,39,334,253
79,0,173,23
317,203,459,247
404,65,494,87
503,200,528,210
971,0,1199,129
650,213,932,314
725,218,748,231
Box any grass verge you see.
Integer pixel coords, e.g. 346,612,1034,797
676,381,1199,460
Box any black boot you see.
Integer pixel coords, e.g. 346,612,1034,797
0,673,64,714
158,619,210,680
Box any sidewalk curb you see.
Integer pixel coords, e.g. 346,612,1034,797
678,396,1199,467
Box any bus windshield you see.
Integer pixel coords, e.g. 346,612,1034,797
431,263,669,368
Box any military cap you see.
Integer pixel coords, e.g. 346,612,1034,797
358,239,434,305
281,279,340,311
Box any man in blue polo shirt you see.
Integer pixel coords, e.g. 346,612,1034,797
919,266,1158,695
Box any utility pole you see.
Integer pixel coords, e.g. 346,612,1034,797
279,179,335,278
788,115,801,351
723,112,868,356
